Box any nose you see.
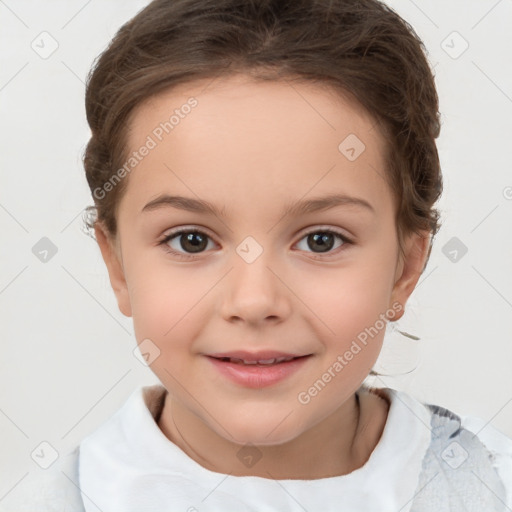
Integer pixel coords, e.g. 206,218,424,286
219,250,292,326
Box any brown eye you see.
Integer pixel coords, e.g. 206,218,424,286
307,232,336,253
295,229,352,256
160,229,214,258
176,231,209,253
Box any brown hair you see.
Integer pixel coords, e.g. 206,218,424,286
83,0,442,266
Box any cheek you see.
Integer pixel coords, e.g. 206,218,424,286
130,281,205,385
127,262,206,349
294,263,394,335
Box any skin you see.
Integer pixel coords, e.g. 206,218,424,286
95,73,430,479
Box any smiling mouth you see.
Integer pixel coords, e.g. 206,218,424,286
207,355,311,366
206,353,312,388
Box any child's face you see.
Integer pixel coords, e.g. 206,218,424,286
97,74,427,446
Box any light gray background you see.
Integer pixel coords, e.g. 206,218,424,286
1,0,511,497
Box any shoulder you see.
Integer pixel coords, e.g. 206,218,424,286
0,446,85,512
459,413,512,507
410,398,512,511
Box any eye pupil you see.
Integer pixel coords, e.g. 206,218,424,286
166,229,345,258
181,232,207,253
308,232,334,253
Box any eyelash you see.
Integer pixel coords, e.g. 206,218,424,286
158,226,354,261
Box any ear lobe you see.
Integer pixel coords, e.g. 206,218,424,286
94,223,132,318
389,231,431,321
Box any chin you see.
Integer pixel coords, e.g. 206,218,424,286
218,416,306,447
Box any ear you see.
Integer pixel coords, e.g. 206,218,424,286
94,222,132,317
388,230,431,321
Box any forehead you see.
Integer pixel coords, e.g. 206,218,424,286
120,74,392,219
127,73,382,149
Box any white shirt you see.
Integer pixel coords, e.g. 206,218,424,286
3,384,511,511
75,384,512,511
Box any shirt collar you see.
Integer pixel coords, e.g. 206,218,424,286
79,383,432,511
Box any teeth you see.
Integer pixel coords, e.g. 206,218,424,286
222,356,297,365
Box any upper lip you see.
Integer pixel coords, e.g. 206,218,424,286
206,351,310,363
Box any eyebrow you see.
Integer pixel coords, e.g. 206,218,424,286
141,193,375,218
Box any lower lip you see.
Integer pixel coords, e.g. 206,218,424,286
207,356,311,389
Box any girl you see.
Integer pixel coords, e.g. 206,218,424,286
9,0,511,510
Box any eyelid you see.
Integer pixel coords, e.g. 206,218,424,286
160,225,217,241
295,224,353,241
158,224,354,260
160,225,353,244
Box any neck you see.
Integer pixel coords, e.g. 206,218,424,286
157,387,388,480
